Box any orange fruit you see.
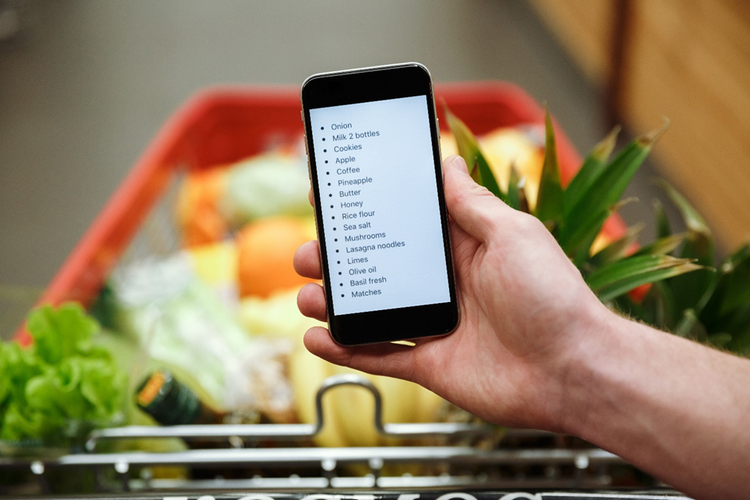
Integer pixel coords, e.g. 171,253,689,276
236,215,317,298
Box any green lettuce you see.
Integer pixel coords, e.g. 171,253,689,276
0,303,127,447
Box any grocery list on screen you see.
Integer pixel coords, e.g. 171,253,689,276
309,95,451,316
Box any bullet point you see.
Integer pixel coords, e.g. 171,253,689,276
325,160,328,164
333,227,336,230
341,294,344,298
340,283,343,287
334,238,338,242
321,127,324,130
329,194,332,197
330,205,334,208
326,171,330,175
338,272,342,275
327,182,331,186
322,138,325,141
337,261,340,264
323,149,327,153
335,249,339,253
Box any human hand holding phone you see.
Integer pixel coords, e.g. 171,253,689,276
295,154,607,431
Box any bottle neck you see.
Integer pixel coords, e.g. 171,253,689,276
136,370,223,426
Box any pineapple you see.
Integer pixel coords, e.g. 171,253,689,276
445,106,750,355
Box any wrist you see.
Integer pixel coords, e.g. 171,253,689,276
553,300,634,437
552,304,750,499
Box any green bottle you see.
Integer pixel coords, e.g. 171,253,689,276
136,370,234,426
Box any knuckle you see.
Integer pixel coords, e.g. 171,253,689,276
512,211,546,233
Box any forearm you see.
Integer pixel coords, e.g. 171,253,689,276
563,308,750,499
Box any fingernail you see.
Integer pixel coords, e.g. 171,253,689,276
448,155,468,173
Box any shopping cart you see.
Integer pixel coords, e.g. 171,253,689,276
2,83,680,499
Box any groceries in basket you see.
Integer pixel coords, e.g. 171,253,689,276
2,126,545,454
176,150,313,248
96,127,543,443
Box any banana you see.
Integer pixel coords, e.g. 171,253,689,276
328,365,446,447
329,365,382,447
413,384,445,424
289,345,348,447
247,288,449,448
238,287,320,339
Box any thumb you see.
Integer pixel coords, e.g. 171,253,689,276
443,155,511,241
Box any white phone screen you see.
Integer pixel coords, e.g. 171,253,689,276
309,95,451,316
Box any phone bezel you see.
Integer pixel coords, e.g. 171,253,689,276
301,63,458,346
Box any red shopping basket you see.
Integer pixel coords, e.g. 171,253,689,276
14,82,624,345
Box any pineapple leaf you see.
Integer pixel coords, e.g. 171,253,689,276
586,254,697,290
631,232,687,257
721,243,750,273
718,245,750,317
534,109,563,228
655,179,711,246
586,254,704,303
563,208,610,262
700,244,750,325
652,198,672,240
667,260,716,320
560,120,669,256
506,162,522,211
631,280,678,330
708,332,733,348
646,281,675,330
517,177,530,213
656,179,714,264
727,326,750,356
589,222,644,268
475,149,504,201
443,104,505,201
561,197,636,263
673,309,708,341
597,264,705,303
656,179,716,316
563,125,620,217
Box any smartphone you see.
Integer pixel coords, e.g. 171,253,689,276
300,62,458,346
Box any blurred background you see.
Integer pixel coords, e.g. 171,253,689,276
1,0,749,337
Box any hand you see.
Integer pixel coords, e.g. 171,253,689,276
296,156,750,498
294,155,610,431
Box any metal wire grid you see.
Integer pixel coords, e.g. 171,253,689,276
0,375,640,494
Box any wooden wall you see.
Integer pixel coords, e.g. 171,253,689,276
530,0,750,251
